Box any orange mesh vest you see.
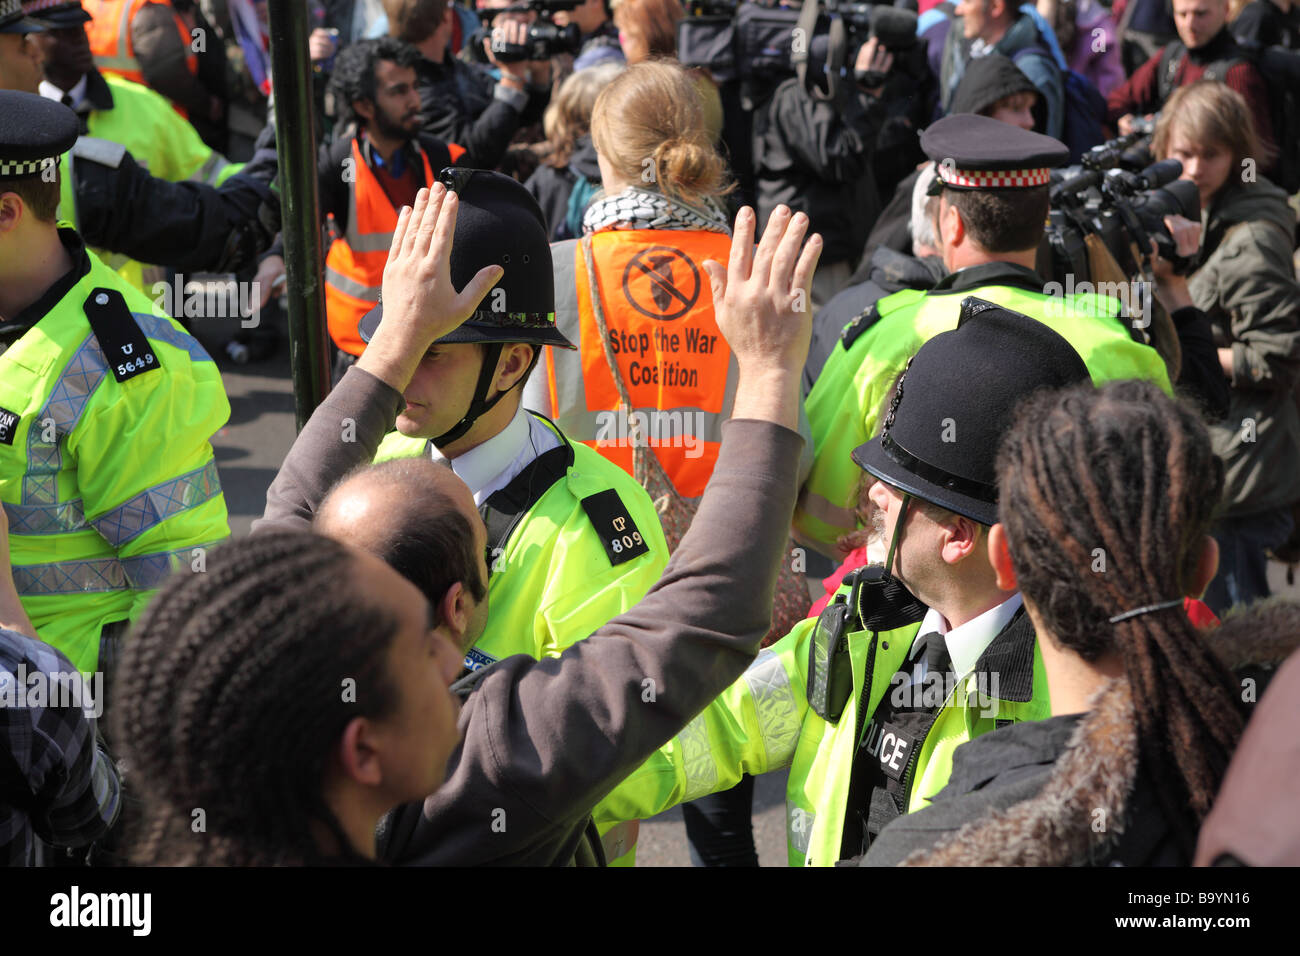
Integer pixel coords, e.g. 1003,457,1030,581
549,230,735,499
86,0,197,117
324,138,436,356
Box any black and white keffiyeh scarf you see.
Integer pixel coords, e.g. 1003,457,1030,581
582,185,730,236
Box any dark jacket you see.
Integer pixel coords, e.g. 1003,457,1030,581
804,248,946,394
71,133,277,274
253,367,804,865
862,604,1300,866
1231,0,1300,50
940,12,1064,139
413,53,544,170
523,136,601,241
132,1,229,150
753,75,885,266
1190,178,1300,517
855,167,922,276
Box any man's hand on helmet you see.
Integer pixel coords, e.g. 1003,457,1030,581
359,185,505,393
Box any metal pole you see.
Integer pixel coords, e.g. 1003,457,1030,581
266,0,330,430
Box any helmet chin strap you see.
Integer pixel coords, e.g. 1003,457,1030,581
429,343,542,449
882,491,913,581
431,343,508,449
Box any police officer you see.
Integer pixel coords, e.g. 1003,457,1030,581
0,91,231,681
595,301,1092,865
795,114,1175,558
29,1,241,294
254,170,669,865
0,1,274,276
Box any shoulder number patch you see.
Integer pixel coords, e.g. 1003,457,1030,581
83,287,160,384
581,489,651,566
0,405,19,446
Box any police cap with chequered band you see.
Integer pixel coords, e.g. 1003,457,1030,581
851,298,1091,526
921,113,1070,196
0,0,47,32
20,0,91,27
0,90,78,178
359,167,576,350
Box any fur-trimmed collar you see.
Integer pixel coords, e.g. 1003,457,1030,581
899,598,1300,866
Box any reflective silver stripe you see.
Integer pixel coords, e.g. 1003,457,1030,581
25,332,109,505
3,498,89,536
797,488,858,532
14,555,126,595
324,265,381,302
678,712,717,802
189,152,231,186
742,649,801,771
90,459,222,547
12,542,218,597
93,53,141,74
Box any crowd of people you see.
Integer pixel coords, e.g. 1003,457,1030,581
1,0,1298,870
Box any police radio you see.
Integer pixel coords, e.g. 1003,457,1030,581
807,565,927,723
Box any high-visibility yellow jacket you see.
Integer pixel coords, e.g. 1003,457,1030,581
1,228,231,674
596,574,1051,866
795,266,1174,555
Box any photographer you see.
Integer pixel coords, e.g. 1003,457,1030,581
754,33,893,309
564,0,624,69
384,0,546,170
1151,81,1300,614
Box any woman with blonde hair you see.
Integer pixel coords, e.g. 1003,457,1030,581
525,61,625,240
525,58,816,867
1150,79,1300,615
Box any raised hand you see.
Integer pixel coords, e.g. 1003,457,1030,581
703,205,822,430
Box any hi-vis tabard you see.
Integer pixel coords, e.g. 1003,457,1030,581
546,230,737,499
594,568,1053,866
795,277,1175,556
325,139,437,357
0,230,231,674
85,0,197,113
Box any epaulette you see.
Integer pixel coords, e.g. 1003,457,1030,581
83,288,161,383
839,304,881,350
69,136,127,170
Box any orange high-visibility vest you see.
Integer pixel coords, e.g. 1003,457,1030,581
547,230,736,499
86,0,197,115
324,138,436,357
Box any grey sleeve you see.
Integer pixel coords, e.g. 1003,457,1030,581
403,418,805,865
252,367,405,534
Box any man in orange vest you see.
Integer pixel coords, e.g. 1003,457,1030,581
252,36,463,384
81,0,227,150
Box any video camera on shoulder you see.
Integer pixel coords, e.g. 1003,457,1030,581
1045,124,1201,283
484,0,583,63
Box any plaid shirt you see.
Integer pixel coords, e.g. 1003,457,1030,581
0,627,120,866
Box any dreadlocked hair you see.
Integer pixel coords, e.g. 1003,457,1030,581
997,379,1245,857
111,531,402,866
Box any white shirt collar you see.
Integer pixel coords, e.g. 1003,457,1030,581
430,406,561,506
917,592,1024,678
40,75,88,109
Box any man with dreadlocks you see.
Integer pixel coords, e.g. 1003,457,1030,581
594,299,1094,866
863,379,1300,866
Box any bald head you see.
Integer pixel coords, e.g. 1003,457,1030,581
316,457,488,615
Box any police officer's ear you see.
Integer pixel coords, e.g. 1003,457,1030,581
987,523,1019,592
0,191,22,235
938,195,965,252
491,342,537,393
438,579,475,643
